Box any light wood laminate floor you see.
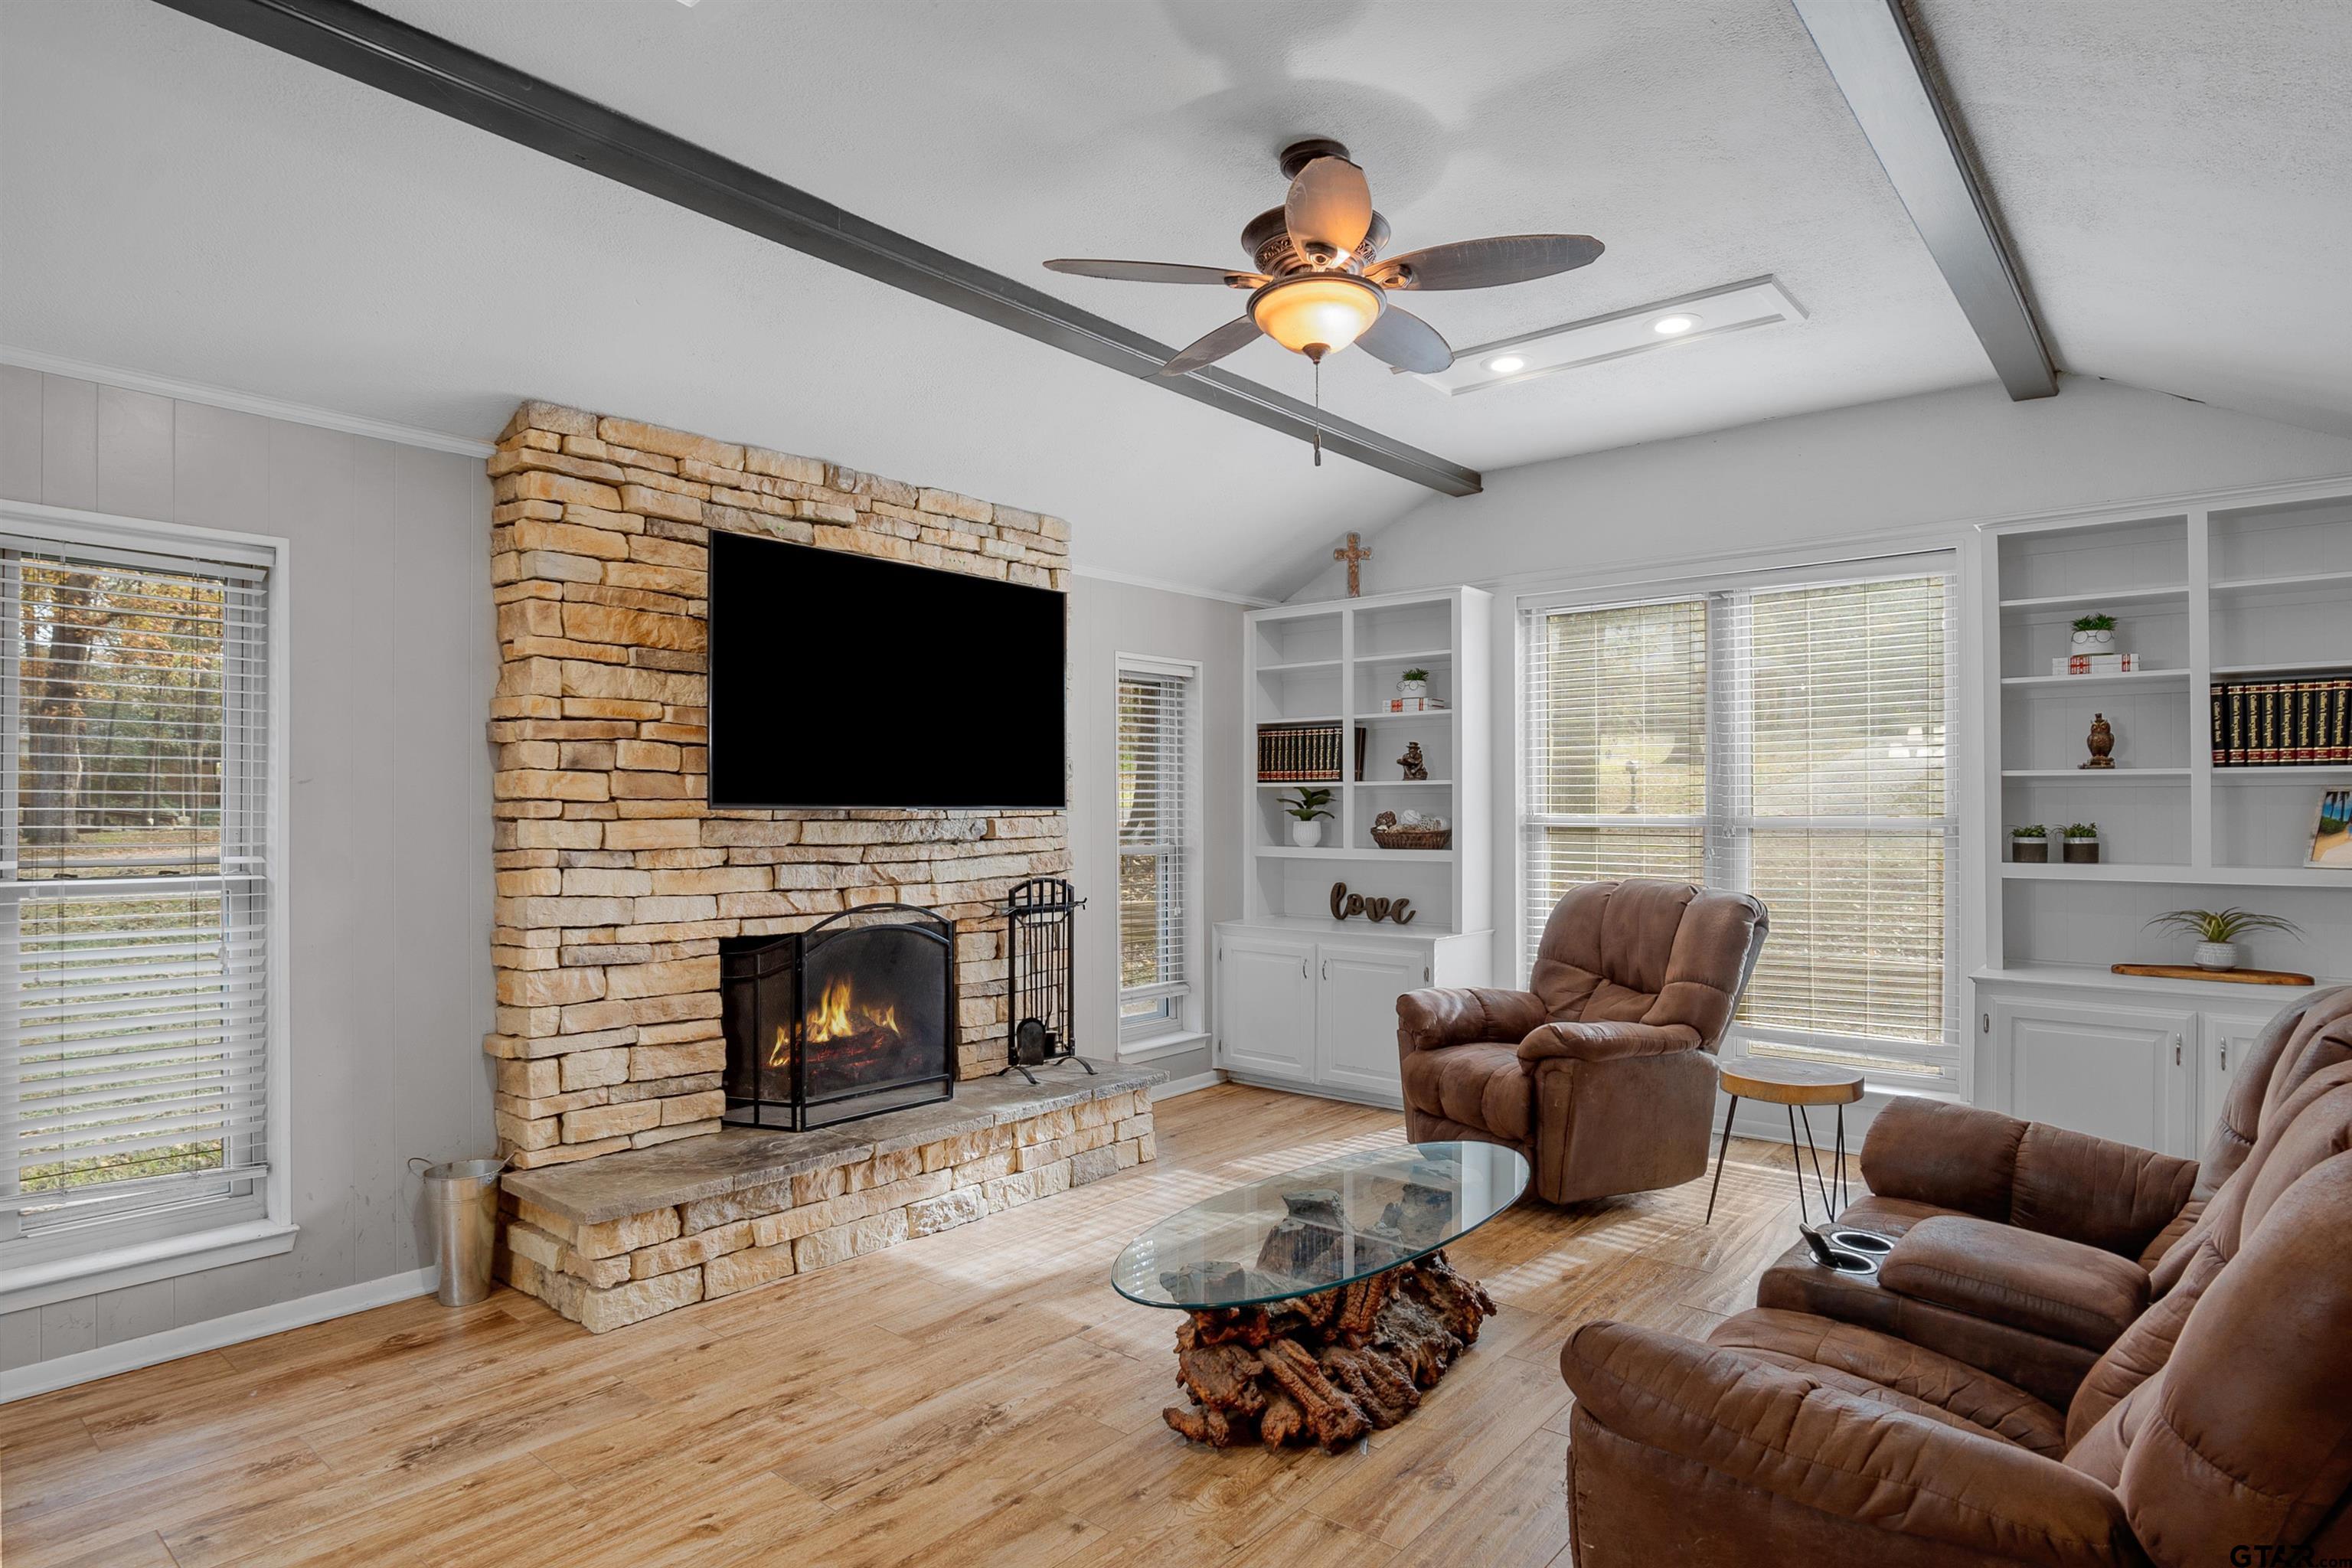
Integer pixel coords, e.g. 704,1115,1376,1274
1,1083,1811,1568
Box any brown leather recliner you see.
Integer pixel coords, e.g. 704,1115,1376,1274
1562,1057,2352,1568
1754,986,2352,1406
1395,879,1767,1204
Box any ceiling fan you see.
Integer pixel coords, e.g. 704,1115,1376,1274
1045,138,1605,384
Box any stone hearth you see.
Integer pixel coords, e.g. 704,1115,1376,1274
497,1066,1161,1331
485,401,1073,1169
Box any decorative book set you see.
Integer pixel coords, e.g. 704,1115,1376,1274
2211,677,2352,765
1256,721,1346,782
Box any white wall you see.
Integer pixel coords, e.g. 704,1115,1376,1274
1290,377,2352,603
0,365,495,1378
1067,576,1248,1087
1287,376,2352,964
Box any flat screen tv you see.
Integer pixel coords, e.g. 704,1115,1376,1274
707,530,1067,808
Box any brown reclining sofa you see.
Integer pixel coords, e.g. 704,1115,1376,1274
1563,1044,2352,1568
1753,986,2352,1406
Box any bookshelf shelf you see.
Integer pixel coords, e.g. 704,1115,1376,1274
2001,670,2187,690
1982,488,2352,1015
2001,768,2189,779
2212,568,2352,596
1240,592,1491,929
1998,584,2189,610
2213,765,2352,781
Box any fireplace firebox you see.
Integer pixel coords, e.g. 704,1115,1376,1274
720,904,957,1131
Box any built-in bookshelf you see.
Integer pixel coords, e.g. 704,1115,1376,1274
1981,485,2352,972
1240,586,1492,937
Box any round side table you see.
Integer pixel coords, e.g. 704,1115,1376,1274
1705,1060,1865,1226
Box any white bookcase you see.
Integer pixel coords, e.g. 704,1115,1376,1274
1214,586,1494,1106
1975,483,2352,1155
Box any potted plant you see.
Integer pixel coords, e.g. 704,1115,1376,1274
2062,822,2101,864
2145,906,2305,972
1399,667,1430,700
2011,825,2048,863
2069,612,2118,655
1282,786,1335,848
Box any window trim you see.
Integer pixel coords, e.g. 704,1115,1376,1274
1113,652,1202,1054
1514,550,1962,1092
0,500,295,1316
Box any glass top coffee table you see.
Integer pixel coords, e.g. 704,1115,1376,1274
1112,1141,1529,1450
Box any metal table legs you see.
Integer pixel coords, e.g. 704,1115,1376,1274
1704,1098,1850,1226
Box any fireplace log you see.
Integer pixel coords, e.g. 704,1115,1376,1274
1158,1250,1498,1452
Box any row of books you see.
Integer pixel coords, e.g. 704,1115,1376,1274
2050,652,2145,675
2211,678,2352,765
1257,721,1348,781
1383,697,1450,712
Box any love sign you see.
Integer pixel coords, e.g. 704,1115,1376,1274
1328,881,1417,926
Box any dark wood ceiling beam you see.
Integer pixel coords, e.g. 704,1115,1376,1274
150,0,1483,496
1794,0,2057,400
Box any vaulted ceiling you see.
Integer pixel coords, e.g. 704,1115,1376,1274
3,1,2346,599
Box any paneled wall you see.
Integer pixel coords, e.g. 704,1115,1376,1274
0,365,495,1374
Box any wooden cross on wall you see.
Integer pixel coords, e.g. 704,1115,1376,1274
1334,531,1372,598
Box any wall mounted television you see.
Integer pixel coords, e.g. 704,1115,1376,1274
707,529,1067,809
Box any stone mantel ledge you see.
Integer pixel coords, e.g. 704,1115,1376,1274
502,1063,1162,1226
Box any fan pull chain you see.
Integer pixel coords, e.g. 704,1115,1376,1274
1312,355,1322,467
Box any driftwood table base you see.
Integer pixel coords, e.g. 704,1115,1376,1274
1161,1250,1498,1451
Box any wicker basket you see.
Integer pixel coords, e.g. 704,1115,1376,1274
1370,827,1452,851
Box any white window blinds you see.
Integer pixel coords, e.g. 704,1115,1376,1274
1116,663,1192,1033
2,533,276,1250
1523,570,1955,1084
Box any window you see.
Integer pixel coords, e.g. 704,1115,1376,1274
2,519,279,1283
1522,568,1956,1086
1116,658,1197,1044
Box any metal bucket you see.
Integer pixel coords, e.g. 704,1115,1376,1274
411,1155,507,1306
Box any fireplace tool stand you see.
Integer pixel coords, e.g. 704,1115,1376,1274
1001,877,1091,1084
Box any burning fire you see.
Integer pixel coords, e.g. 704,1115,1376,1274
769,975,901,1067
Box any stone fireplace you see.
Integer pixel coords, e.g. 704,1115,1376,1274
719,903,958,1130
483,402,1160,1335
485,400,1073,1168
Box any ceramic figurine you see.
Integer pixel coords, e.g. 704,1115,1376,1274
1397,741,1429,780
2081,712,2116,769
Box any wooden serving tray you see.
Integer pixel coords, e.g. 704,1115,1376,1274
2112,963,2315,986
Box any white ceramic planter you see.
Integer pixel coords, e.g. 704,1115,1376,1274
2194,941,2241,972
1290,819,1324,848
2070,628,2116,655
1399,679,1429,700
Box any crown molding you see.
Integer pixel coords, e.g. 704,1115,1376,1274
0,345,497,459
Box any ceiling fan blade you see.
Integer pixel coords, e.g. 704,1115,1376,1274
1370,234,1604,290
1045,258,1266,288
1157,316,1266,377
1356,305,1453,374
1285,156,1374,263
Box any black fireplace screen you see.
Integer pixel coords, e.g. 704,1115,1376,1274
720,903,956,1131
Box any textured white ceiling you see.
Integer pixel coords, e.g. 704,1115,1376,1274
4,1,2341,599
1916,0,2352,442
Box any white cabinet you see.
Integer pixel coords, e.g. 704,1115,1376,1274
1217,933,1318,1081
1216,921,1489,1105
1317,940,1430,1096
2196,1011,2275,1143
1989,997,2197,1155
1976,978,2319,1160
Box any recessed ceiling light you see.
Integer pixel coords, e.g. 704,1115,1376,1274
1403,279,1805,396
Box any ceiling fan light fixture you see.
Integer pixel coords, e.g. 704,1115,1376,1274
1250,275,1385,358
1651,313,1701,335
